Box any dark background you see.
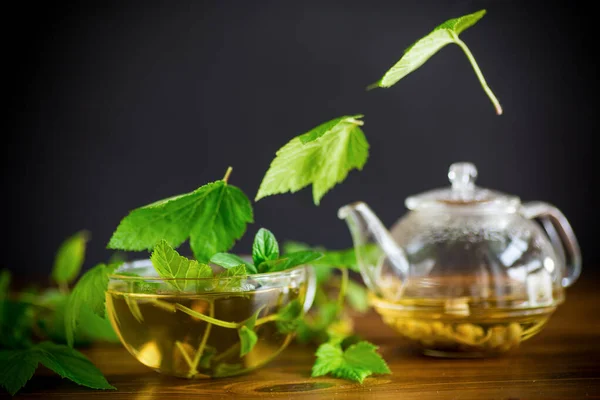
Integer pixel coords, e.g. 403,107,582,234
3,0,597,281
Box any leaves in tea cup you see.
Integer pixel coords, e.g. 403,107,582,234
210,253,256,274
252,228,280,267
255,115,369,205
275,299,303,334
238,307,263,357
150,240,212,292
108,167,253,262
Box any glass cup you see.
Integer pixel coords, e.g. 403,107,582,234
106,259,316,378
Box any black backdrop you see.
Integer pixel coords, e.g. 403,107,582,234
3,0,597,281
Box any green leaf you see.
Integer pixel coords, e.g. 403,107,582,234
108,171,254,262
52,231,89,286
150,240,213,291
64,263,117,347
37,290,118,346
210,253,257,274
312,340,390,383
345,279,369,313
213,265,247,291
0,343,114,395
0,300,34,348
275,299,302,334
252,228,279,267
0,349,38,395
238,326,257,357
256,115,369,205
199,345,217,369
369,10,501,115
35,342,115,390
257,251,322,273
372,10,485,88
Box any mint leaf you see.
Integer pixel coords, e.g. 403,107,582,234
255,115,369,205
210,253,257,274
238,309,260,357
52,231,89,286
369,10,501,115
64,263,117,347
282,242,333,283
36,342,115,390
150,240,213,291
252,228,279,266
0,349,38,395
108,169,254,262
312,340,390,383
258,251,322,273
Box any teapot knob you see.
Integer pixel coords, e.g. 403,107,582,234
448,162,478,191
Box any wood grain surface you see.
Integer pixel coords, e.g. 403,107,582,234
4,278,599,399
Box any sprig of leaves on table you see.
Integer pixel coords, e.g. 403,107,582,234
369,10,502,115
0,233,118,396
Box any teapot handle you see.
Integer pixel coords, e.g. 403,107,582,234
520,202,581,287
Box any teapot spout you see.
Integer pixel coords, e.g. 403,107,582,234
338,202,409,295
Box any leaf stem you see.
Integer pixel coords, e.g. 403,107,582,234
453,35,503,115
174,303,239,329
175,341,195,370
223,166,233,183
188,300,214,377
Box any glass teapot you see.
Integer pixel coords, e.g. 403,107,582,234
338,162,581,357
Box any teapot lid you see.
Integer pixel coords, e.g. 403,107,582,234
405,162,521,212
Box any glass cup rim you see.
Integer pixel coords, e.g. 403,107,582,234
109,258,308,282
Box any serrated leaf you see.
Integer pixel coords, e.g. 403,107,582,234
213,265,247,291
210,253,257,274
257,251,322,273
64,263,117,347
36,342,115,390
0,350,38,395
150,240,213,292
108,175,253,262
256,115,369,205
372,10,485,88
311,340,390,383
52,231,89,286
252,228,279,266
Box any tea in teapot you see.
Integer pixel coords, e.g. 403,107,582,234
339,162,580,357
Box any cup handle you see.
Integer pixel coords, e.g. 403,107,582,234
302,266,317,313
521,202,582,287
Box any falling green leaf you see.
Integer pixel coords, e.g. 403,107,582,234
256,115,369,205
108,168,253,262
52,231,89,286
369,9,502,115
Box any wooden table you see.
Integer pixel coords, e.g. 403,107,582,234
5,278,600,399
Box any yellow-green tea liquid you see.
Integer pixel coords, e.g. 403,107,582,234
106,287,299,378
372,295,556,357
